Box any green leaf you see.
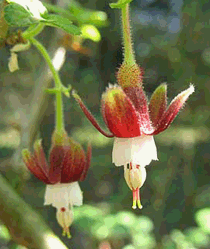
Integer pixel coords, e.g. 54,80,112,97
7,0,47,18
42,14,81,35
110,0,133,9
4,3,38,26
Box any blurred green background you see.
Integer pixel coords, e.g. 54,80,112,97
0,0,209,248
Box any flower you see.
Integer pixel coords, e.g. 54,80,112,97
22,130,91,237
73,63,194,209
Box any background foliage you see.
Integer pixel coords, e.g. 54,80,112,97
0,0,209,248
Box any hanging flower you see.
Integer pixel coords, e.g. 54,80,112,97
72,63,194,209
22,130,91,237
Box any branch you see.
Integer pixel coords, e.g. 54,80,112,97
0,173,68,249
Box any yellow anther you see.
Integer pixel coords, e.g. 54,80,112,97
137,200,143,209
66,230,71,239
132,199,137,209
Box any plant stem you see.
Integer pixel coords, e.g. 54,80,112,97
22,23,45,39
121,4,136,65
29,37,64,133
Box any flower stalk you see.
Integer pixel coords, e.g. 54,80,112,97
29,37,65,133
121,4,135,66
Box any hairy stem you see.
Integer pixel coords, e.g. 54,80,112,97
121,4,136,65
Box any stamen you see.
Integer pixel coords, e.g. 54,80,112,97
60,207,71,238
136,188,143,209
132,189,137,209
67,230,71,239
137,200,143,209
62,227,71,239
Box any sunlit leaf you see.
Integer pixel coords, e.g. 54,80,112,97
4,3,38,26
5,0,47,26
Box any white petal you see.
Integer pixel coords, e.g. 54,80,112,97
44,182,83,209
112,135,158,167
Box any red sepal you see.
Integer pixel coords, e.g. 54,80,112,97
149,83,167,128
60,139,87,183
48,145,66,184
33,140,49,176
72,91,114,138
123,86,154,134
22,148,51,184
153,85,194,135
102,85,141,137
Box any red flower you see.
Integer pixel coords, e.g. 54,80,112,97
22,130,91,237
73,63,194,209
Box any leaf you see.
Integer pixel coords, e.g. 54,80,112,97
4,3,38,26
110,0,133,9
42,14,81,35
7,0,47,19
